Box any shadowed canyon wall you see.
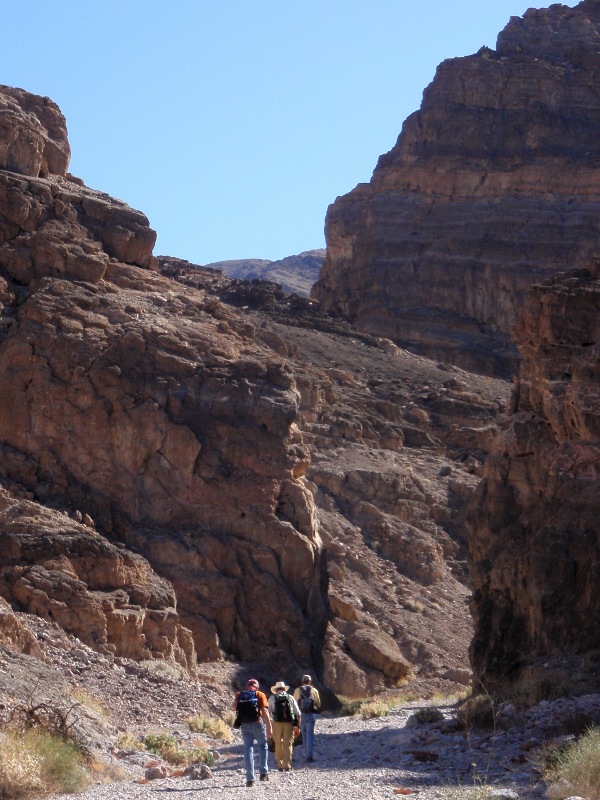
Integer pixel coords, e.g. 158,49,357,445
313,0,600,377
469,264,600,695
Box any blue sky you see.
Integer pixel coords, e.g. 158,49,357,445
3,1,577,264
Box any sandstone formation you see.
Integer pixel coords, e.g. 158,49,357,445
162,259,510,696
0,83,511,699
0,487,196,668
469,263,600,696
0,85,325,678
204,249,325,296
312,0,600,377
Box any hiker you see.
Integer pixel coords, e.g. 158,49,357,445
268,680,301,772
232,678,272,786
293,674,321,762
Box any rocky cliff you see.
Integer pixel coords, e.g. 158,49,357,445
312,0,600,377
160,259,510,697
0,83,326,678
469,263,600,696
0,80,513,699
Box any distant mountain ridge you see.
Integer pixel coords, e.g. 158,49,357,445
204,248,325,296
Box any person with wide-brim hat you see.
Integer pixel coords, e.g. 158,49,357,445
268,680,301,772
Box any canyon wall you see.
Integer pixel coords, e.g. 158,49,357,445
313,0,600,377
469,263,600,696
0,83,326,677
0,83,513,697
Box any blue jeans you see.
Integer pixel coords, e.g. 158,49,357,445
241,721,269,781
300,713,316,758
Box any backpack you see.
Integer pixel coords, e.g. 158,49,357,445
272,692,295,723
298,685,316,714
234,689,260,727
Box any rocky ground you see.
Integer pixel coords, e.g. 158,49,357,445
2,611,598,800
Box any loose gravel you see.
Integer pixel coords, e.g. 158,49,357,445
47,699,558,800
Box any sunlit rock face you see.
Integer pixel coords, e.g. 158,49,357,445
0,85,326,673
313,0,600,377
469,262,600,696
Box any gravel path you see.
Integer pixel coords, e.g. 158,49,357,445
48,701,549,800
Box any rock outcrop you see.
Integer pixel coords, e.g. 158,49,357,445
312,0,600,377
0,82,511,698
0,487,196,668
161,258,510,697
469,263,600,696
0,84,325,677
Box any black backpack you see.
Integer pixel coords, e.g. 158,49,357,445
272,692,295,723
298,685,316,713
234,689,260,727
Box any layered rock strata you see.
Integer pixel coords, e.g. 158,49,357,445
313,0,600,377
0,83,512,697
0,488,196,668
469,263,600,695
163,259,510,697
0,85,325,675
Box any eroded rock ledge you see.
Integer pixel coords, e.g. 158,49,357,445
313,0,600,377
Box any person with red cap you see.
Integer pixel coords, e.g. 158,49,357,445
232,678,272,786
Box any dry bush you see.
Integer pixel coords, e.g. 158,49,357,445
70,687,109,719
139,659,183,680
359,701,389,719
335,696,366,717
115,731,144,750
545,725,600,800
457,693,496,730
221,709,236,727
186,714,232,741
143,732,215,767
414,706,445,724
0,729,90,798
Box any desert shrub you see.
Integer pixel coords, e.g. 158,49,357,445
139,659,183,680
143,732,215,767
457,693,496,730
544,725,600,800
334,696,366,717
115,731,144,750
70,688,109,718
359,701,389,719
414,706,445,724
186,714,232,741
221,709,236,727
401,599,425,614
0,729,91,798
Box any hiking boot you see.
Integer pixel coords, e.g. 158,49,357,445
246,779,254,787
259,774,269,781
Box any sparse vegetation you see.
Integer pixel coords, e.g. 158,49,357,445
143,732,215,767
544,725,600,800
221,709,236,727
414,706,445,724
70,687,109,718
0,728,91,798
186,713,232,741
139,659,183,680
358,701,389,719
335,696,365,717
457,692,497,730
401,598,426,613
115,731,144,750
